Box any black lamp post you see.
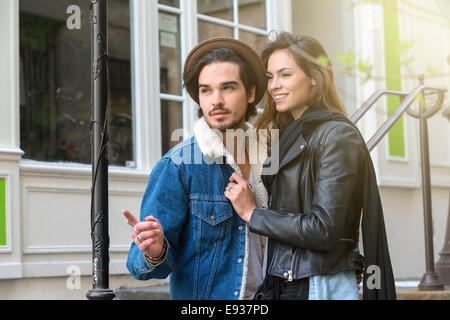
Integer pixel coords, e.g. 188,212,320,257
411,75,445,291
87,0,115,300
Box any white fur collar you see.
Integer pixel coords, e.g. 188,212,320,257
193,116,268,187
193,116,232,162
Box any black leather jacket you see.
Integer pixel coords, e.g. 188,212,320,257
250,117,364,281
249,110,396,299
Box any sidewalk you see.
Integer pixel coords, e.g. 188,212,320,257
114,282,450,300
396,288,450,300
395,281,450,300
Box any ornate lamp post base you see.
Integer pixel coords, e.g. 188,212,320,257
418,272,445,291
87,289,116,300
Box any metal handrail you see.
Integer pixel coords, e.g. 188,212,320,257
350,89,409,124
350,84,447,151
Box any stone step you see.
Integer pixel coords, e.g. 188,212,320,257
114,283,450,300
396,288,450,300
115,284,170,300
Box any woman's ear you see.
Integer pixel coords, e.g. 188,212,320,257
312,78,317,86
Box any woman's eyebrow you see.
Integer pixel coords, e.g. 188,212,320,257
266,67,294,75
277,67,294,73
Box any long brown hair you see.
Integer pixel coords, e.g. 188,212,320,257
256,32,347,145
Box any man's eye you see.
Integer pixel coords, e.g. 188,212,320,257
200,88,210,94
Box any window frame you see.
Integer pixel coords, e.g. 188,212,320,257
197,0,268,38
17,0,291,172
17,0,137,171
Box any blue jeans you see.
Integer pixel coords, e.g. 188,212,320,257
309,271,359,300
276,271,359,300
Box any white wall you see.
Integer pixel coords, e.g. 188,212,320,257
291,0,358,115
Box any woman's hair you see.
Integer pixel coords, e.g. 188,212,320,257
256,32,347,144
183,47,258,120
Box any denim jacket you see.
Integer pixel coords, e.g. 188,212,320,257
126,117,268,300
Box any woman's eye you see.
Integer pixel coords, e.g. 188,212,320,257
281,73,291,78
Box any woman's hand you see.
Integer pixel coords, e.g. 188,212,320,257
224,173,256,223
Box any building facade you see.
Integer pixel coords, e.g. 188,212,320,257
0,0,449,299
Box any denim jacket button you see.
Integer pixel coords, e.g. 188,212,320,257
238,226,243,231
210,215,216,220
234,291,239,296
237,258,242,263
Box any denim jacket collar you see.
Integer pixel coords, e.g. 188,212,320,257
193,117,268,193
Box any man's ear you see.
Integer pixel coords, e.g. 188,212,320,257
247,86,256,104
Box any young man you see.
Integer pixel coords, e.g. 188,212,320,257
123,38,268,300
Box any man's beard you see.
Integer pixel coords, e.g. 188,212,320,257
209,117,245,132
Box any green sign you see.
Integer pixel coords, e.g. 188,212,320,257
0,178,6,246
383,0,406,158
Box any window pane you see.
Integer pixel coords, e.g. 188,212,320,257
238,0,266,29
161,100,183,155
198,21,233,42
159,12,182,95
239,30,266,54
158,0,180,8
198,0,233,21
19,0,134,166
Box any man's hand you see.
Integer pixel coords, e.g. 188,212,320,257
122,209,165,258
224,173,256,223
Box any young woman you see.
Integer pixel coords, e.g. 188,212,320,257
224,32,396,300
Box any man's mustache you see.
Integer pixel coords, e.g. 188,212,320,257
208,107,231,116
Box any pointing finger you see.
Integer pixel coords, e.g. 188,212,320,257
122,209,139,227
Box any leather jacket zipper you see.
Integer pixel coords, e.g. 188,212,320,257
288,248,297,282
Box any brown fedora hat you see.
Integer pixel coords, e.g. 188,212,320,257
183,37,267,106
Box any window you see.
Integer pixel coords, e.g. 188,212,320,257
197,0,267,53
158,1,184,155
19,0,134,166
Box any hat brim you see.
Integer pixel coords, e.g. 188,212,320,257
183,37,267,106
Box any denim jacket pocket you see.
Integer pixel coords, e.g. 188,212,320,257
191,199,234,242
191,199,233,225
